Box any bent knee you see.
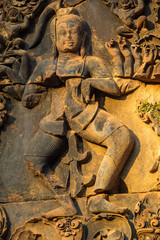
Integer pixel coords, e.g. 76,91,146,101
120,126,134,151
103,125,134,152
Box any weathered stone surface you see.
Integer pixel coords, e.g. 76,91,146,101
1,0,160,239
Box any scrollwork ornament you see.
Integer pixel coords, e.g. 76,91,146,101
55,217,84,240
134,201,160,240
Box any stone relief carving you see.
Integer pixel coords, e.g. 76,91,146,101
87,213,131,240
22,6,138,219
55,217,84,240
10,213,131,240
134,200,160,240
0,0,160,239
104,0,160,82
1,0,44,40
0,0,45,131
103,0,147,40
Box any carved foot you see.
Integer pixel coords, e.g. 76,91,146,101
88,195,128,215
42,194,77,219
114,78,139,94
42,205,77,219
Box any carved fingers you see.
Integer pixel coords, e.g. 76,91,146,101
118,36,131,58
81,79,91,103
131,44,142,59
142,44,157,64
105,39,121,57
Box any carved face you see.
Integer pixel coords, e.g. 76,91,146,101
8,8,19,22
56,15,83,53
119,0,134,10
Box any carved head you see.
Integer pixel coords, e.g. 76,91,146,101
7,7,23,23
119,0,135,10
50,8,87,58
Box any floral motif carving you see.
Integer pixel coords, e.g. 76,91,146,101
55,217,84,240
10,214,132,240
134,200,160,240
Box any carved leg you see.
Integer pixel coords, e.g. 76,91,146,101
95,125,134,192
78,109,134,214
24,129,77,218
42,194,77,219
89,126,134,214
88,194,128,214
24,129,65,172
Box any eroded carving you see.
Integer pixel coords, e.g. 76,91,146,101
87,213,131,240
10,216,84,240
10,213,132,240
12,230,46,240
103,0,148,40
21,6,139,219
55,217,84,240
104,0,160,82
1,0,44,40
134,200,160,240
2,1,160,239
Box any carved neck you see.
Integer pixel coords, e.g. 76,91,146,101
58,51,80,61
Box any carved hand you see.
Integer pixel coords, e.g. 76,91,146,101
105,39,120,57
142,45,157,64
118,37,131,58
131,44,142,59
81,79,91,103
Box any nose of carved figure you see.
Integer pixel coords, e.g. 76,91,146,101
66,31,72,41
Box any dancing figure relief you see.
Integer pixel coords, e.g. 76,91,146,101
22,7,137,218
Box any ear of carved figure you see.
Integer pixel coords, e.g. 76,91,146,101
50,9,87,57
